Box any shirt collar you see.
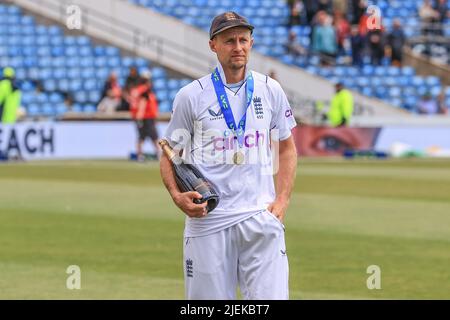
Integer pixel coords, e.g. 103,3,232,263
216,63,251,85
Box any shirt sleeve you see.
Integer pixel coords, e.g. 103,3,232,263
163,86,195,150
269,79,297,141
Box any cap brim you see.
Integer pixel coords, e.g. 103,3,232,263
210,23,254,39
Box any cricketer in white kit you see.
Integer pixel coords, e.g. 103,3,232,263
159,11,298,300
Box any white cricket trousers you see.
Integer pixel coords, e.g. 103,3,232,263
183,209,289,300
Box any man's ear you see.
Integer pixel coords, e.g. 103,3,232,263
209,39,217,53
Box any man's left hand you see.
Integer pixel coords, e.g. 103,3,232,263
267,198,289,223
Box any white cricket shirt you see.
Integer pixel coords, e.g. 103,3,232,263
163,63,297,237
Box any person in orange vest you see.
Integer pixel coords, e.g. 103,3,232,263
130,70,159,161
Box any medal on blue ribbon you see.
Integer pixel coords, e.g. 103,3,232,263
211,67,254,165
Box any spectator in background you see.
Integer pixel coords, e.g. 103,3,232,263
285,30,307,57
367,27,385,65
125,66,141,91
437,90,448,115
417,92,439,114
333,10,351,56
419,0,440,35
333,0,348,16
358,10,370,38
387,19,406,67
312,11,337,65
350,25,364,66
130,70,159,161
0,67,21,124
434,0,450,36
287,0,305,27
317,0,333,14
304,0,319,24
352,0,368,25
118,66,140,111
97,72,122,114
327,82,353,127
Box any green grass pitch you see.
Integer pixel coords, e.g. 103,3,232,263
0,158,449,299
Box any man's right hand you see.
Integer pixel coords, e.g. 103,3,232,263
172,191,208,218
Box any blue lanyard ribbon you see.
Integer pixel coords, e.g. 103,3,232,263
211,67,254,148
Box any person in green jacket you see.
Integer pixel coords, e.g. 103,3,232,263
0,67,21,124
327,82,353,127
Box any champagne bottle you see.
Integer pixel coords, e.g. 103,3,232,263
159,139,220,212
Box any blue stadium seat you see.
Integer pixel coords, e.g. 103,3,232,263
151,67,166,79
169,90,178,100
88,91,101,104
36,93,49,103
20,80,35,91
95,68,109,79
94,46,106,56
51,46,65,57
21,92,35,105
77,36,91,46
67,67,81,79
94,57,108,68
401,66,415,76
22,36,35,46
83,104,97,113
280,55,294,65
79,46,92,57
389,98,402,108
57,79,70,92
158,101,172,112
43,79,57,91
49,92,63,104
107,57,121,68
71,104,83,113
389,87,402,98
167,79,179,90
122,57,135,67
81,68,95,79
23,56,38,67
66,57,80,67
403,86,417,96
179,79,191,88
55,103,68,115
430,86,441,96
74,92,88,104
80,57,94,68
42,103,55,116
27,103,41,116
425,76,440,87
412,76,425,86
84,79,98,91
69,80,83,91
105,46,120,56
156,90,169,101
38,68,52,79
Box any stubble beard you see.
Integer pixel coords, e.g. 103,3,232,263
229,60,246,71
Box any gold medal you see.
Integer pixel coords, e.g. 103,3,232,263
233,151,245,165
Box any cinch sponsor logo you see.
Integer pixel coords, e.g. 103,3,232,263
212,130,265,151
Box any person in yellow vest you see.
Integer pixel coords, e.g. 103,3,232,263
0,67,21,124
327,82,353,127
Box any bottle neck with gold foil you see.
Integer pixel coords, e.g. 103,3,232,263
159,140,182,164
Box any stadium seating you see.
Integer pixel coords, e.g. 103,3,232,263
128,0,450,113
0,4,191,117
